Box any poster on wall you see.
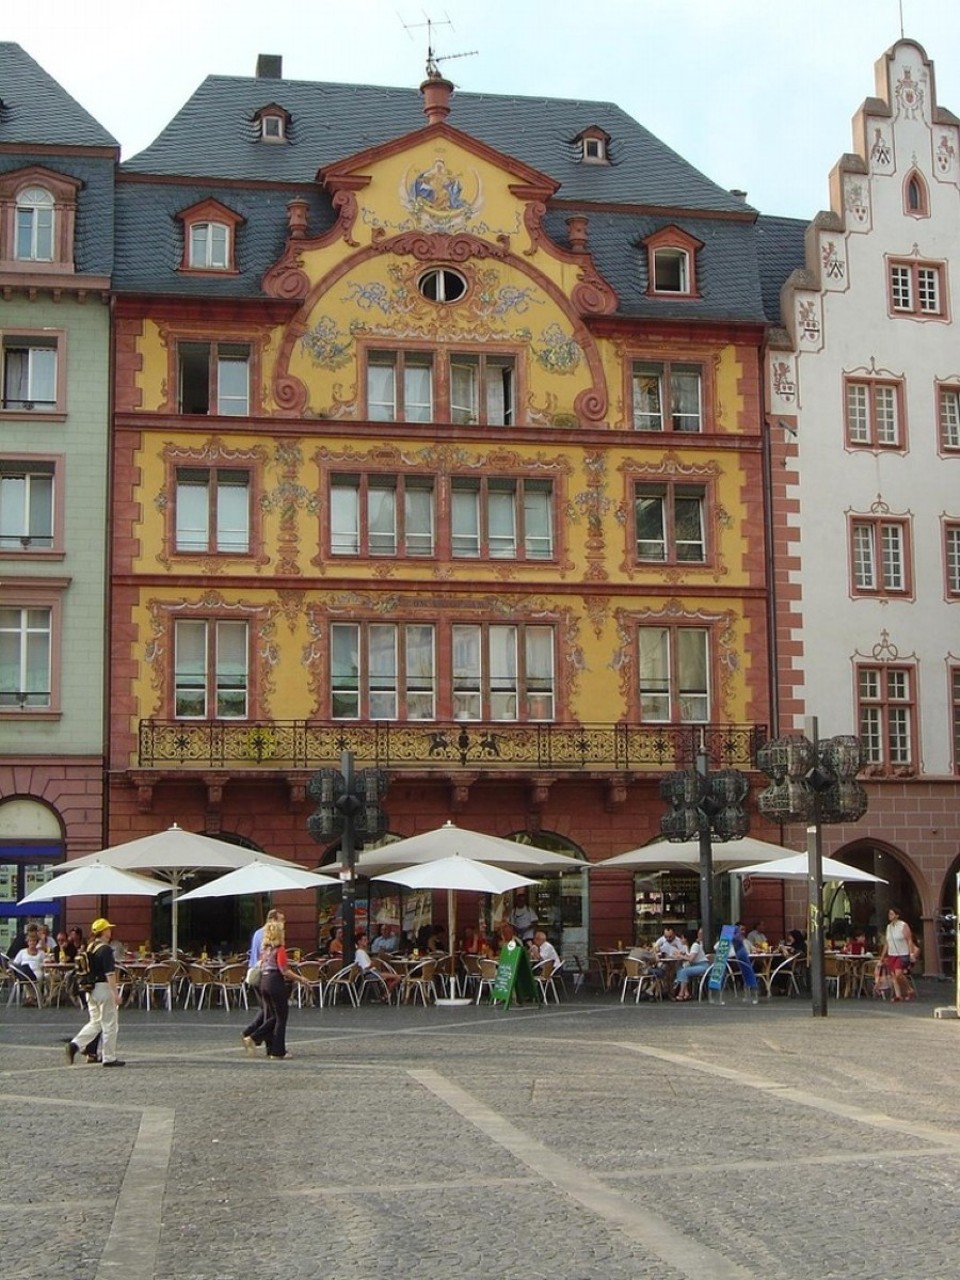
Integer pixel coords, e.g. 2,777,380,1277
0,865,17,903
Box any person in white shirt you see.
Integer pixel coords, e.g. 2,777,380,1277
674,929,710,1000
354,931,400,1001
511,893,539,942
12,936,46,981
746,921,767,949
532,930,561,970
654,927,685,960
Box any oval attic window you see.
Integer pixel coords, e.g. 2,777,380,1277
418,268,467,303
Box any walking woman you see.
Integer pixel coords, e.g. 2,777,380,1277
243,918,296,1059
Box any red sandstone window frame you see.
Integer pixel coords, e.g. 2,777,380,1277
254,104,290,143
903,170,929,219
171,337,258,416
329,620,438,721
943,519,960,599
360,341,522,426
170,463,258,559
0,329,67,419
641,226,702,299
327,472,436,559
886,256,947,319
636,624,711,724
172,616,251,720
849,513,913,599
951,666,960,775
631,478,710,567
0,166,80,274
857,664,916,773
629,356,707,432
937,382,960,454
0,453,66,560
176,198,244,275
843,375,906,450
449,475,555,562
0,580,67,720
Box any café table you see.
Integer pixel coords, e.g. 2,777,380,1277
594,950,630,992
41,961,78,1008
825,951,874,998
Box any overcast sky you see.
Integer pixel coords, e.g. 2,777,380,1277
6,0,960,218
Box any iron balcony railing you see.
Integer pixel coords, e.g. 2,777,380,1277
138,720,766,772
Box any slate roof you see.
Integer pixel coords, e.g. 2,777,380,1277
0,43,118,149
753,215,807,325
123,73,752,214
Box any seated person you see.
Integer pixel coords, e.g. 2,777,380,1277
354,931,400,1001
461,927,482,955
326,927,344,959
424,926,447,954
55,931,76,962
746,920,767,949
675,929,710,1000
532,929,561,971
654,927,685,960
844,930,869,955
786,929,807,957
735,922,755,953
12,935,46,1002
370,924,397,956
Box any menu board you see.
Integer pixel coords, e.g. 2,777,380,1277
490,940,540,1009
707,924,736,991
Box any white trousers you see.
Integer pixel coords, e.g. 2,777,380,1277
74,982,120,1063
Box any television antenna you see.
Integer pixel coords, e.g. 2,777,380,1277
399,12,477,79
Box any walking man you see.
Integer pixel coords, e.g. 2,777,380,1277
66,918,125,1067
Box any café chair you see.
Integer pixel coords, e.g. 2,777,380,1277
291,960,325,1008
7,963,44,1008
325,963,361,1007
621,956,661,1004
142,961,178,1011
534,959,562,1004
211,962,248,1010
475,956,498,1004
182,962,217,1010
401,958,438,1006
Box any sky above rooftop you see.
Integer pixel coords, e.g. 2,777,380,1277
5,0,960,218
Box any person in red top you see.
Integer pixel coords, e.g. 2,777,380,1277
243,918,297,1059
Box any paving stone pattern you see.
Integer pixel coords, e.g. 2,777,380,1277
2,985,958,1280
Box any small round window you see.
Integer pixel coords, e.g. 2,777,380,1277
418,268,467,303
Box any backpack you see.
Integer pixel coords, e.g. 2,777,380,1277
75,942,108,993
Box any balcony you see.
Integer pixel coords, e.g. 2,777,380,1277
138,719,765,773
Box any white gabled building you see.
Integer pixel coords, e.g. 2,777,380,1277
766,38,960,972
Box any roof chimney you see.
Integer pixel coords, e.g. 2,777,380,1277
256,54,283,80
729,188,748,202
420,75,454,125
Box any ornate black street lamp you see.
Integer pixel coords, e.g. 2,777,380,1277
757,717,867,1017
660,738,749,951
307,752,389,964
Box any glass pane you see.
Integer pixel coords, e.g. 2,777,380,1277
523,487,552,558
677,628,708,722
331,484,359,554
633,365,663,430
30,347,57,405
671,366,701,432
369,624,397,718
217,355,249,415
216,472,250,552
639,627,669,721
675,493,705,561
0,473,26,546
367,361,395,421
488,489,517,558
451,361,478,425
368,486,397,556
525,627,554,720
489,626,517,717
210,224,229,268
28,472,54,544
404,359,433,423
216,621,248,718
452,625,481,718
405,623,435,719
452,488,480,557
331,624,359,718
486,360,514,426
175,621,207,717
846,384,869,443
635,492,665,559
404,486,434,556
176,473,209,551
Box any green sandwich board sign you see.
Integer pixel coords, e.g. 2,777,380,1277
490,940,541,1009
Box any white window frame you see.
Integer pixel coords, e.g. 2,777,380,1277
638,626,710,723
14,187,55,262
652,248,689,294
0,460,55,551
189,221,231,270
632,361,703,432
845,379,902,448
175,467,251,554
0,604,52,709
1,336,59,412
851,518,909,595
174,619,249,719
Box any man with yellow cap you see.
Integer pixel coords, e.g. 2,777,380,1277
65,918,125,1067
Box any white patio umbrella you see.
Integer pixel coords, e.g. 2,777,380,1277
61,824,306,955
373,854,540,1006
731,854,888,884
591,835,805,872
325,820,584,875
178,859,338,901
18,861,167,905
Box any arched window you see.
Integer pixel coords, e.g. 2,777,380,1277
15,187,55,261
189,222,230,270
903,171,929,218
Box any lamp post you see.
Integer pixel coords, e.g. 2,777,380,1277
660,738,749,950
307,751,389,964
756,717,867,1017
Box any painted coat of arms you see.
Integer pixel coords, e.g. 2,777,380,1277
400,157,483,231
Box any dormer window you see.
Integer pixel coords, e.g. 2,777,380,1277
575,126,611,165
641,225,703,299
903,170,929,218
176,198,245,275
0,166,81,274
254,104,290,144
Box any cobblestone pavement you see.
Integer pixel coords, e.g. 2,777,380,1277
2,983,958,1280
